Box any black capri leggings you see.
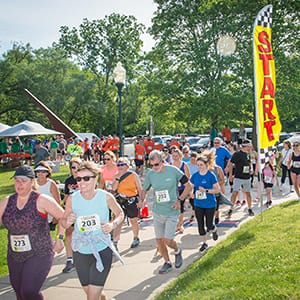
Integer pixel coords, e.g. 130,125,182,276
195,206,216,236
73,247,113,287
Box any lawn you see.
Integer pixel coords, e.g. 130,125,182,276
155,200,300,299
0,164,70,276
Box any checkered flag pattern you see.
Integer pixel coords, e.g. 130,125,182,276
255,5,273,28
259,146,277,170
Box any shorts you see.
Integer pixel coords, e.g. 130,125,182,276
134,159,144,167
153,212,178,240
73,247,113,287
232,178,251,192
264,182,273,189
291,167,300,175
117,197,139,218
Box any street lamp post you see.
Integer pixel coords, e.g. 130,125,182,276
113,61,126,157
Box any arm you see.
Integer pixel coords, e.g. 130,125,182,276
134,173,144,208
217,167,226,194
0,197,9,226
101,193,124,234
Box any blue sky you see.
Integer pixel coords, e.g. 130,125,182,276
0,0,157,54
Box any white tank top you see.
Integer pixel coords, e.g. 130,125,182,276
38,180,53,222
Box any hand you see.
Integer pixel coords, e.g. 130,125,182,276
53,239,64,253
137,200,144,209
172,200,180,210
65,212,76,228
101,222,114,234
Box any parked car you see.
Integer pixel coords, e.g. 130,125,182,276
189,137,210,153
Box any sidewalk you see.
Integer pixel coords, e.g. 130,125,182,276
0,184,296,300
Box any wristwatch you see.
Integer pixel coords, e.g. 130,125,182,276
57,234,64,240
206,189,209,193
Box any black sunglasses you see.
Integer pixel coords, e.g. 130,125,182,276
117,162,127,167
104,158,111,161
150,162,160,168
71,166,78,170
75,175,96,182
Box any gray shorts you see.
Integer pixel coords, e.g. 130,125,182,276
153,212,179,240
233,178,251,192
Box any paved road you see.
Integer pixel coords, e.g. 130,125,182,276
0,182,297,300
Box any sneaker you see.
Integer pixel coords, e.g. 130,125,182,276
159,262,172,274
268,201,272,206
212,230,218,241
214,217,219,225
236,200,241,205
241,200,246,205
199,243,208,253
130,238,140,248
248,209,255,216
189,215,195,223
174,248,183,268
227,209,233,217
62,261,75,273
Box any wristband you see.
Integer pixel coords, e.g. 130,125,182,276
57,234,64,240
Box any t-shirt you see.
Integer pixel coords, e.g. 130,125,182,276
191,170,217,208
143,165,184,216
34,146,50,166
215,147,232,171
230,150,251,179
64,175,79,195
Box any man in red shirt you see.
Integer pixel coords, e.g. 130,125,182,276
134,138,146,176
221,124,232,144
144,135,155,167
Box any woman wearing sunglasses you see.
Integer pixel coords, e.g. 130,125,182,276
34,161,61,231
62,161,124,300
99,150,118,192
288,142,300,199
111,157,143,250
61,157,81,274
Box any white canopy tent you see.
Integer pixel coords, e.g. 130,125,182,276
0,120,62,137
0,122,11,133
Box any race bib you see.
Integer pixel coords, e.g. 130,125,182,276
195,190,207,200
155,190,170,203
243,166,250,173
105,180,113,190
138,155,143,160
10,235,32,252
251,159,256,164
264,176,273,183
77,214,101,232
293,161,300,168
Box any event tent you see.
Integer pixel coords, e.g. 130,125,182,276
0,123,11,132
0,120,62,137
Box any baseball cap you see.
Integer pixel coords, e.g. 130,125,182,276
35,139,41,144
12,165,35,179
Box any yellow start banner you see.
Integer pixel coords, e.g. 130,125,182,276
253,5,281,149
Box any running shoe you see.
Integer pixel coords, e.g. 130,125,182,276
214,217,219,225
159,262,172,274
227,209,233,217
130,238,140,248
62,261,75,273
248,209,255,216
236,200,241,205
212,230,218,241
241,200,246,205
174,248,183,268
199,243,208,253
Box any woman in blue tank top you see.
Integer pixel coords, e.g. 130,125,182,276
62,161,124,300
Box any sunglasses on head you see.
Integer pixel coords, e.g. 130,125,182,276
117,162,127,167
150,162,160,168
75,175,96,182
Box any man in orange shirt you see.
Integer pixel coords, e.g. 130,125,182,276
144,135,155,167
221,124,232,144
169,138,181,149
108,134,120,157
134,138,146,176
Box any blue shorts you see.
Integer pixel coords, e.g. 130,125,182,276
153,212,178,240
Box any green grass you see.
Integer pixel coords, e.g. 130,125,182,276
155,201,300,300
0,164,70,276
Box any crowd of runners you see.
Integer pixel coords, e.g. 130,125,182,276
1,124,300,300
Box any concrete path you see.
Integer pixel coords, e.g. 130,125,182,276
0,183,296,300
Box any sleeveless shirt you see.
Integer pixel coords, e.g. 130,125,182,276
2,191,53,263
38,180,54,223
